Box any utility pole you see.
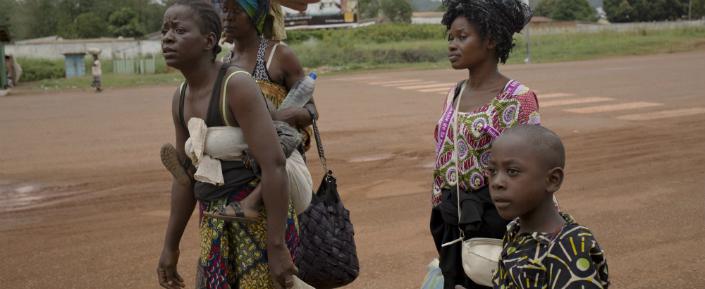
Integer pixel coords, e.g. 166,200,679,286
523,0,531,64
689,0,693,21
525,24,531,64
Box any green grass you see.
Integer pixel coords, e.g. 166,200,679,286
289,26,705,70
504,27,705,64
292,39,448,68
26,73,184,91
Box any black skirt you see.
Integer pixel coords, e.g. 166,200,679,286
430,186,509,289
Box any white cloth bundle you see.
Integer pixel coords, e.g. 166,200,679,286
286,150,313,214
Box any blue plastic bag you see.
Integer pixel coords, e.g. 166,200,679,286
420,258,444,289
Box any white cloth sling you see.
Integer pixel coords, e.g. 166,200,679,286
187,64,312,212
185,117,248,186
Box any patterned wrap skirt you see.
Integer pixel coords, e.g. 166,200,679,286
195,180,300,289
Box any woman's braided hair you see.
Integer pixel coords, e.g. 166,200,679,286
442,0,532,64
174,0,223,60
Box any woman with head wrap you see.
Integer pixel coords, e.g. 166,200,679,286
190,0,318,222
212,0,318,41
430,1,539,288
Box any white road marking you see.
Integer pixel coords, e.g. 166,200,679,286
332,76,376,81
383,81,438,87
398,83,456,90
541,97,613,108
368,79,421,85
539,93,575,99
419,87,454,93
565,102,663,114
617,107,705,121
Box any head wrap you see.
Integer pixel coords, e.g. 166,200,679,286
217,0,270,34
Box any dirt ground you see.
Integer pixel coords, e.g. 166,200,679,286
1,51,704,289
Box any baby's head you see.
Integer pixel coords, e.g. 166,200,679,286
486,125,565,220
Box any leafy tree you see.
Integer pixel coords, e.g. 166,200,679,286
380,0,412,23
534,0,556,17
0,0,15,27
74,12,107,38
535,0,596,21
6,0,169,40
554,0,596,21
359,0,381,19
692,0,705,19
17,0,59,39
142,1,170,34
604,0,633,22
109,7,146,38
605,0,688,22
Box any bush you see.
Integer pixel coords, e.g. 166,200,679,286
109,8,146,38
535,0,596,21
380,0,412,23
603,0,633,22
292,40,446,68
359,0,380,19
17,58,65,82
604,0,689,22
286,23,446,45
288,25,705,70
74,12,107,39
287,29,328,44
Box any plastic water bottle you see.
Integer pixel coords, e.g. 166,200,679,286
279,72,317,110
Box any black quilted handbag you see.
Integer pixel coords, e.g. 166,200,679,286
295,116,359,289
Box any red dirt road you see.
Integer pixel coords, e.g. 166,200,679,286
1,51,704,288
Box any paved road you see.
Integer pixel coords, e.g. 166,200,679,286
1,51,703,288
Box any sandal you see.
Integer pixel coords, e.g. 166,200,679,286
203,201,259,222
160,143,193,186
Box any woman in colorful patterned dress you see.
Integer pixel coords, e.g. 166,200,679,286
156,1,299,289
430,1,538,288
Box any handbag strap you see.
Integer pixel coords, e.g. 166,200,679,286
441,80,468,248
309,110,330,175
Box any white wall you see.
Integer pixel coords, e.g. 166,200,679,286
6,39,162,60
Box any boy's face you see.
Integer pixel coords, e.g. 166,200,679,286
486,135,558,220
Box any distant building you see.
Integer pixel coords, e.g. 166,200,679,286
6,36,161,60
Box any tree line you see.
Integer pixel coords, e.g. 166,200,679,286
604,0,704,22
2,0,703,41
0,0,175,40
534,0,705,22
